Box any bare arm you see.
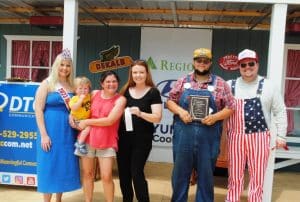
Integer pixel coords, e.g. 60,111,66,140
130,103,162,123
167,99,233,125
69,95,85,111
166,100,192,124
202,107,234,126
34,80,51,151
79,96,126,128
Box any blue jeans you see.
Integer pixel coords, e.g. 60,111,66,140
171,119,221,202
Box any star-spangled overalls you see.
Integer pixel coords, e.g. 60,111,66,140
171,74,222,202
226,78,270,202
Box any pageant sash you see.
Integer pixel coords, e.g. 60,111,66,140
57,86,71,111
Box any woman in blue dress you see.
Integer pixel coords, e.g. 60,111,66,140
35,49,81,202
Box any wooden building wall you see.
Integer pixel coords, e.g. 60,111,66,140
0,24,140,89
212,29,270,81
0,24,62,81
0,24,299,89
76,25,140,89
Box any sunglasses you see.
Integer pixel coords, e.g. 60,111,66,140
240,61,256,68
195,58,211,64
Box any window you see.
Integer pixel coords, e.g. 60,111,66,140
4,35,62,82
283,44,300,136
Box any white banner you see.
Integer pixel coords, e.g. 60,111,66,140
141,27,212,162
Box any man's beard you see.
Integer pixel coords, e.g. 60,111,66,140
194,69,210,76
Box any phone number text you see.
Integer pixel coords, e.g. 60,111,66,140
0,130,37,139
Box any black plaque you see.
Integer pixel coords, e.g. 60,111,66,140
189,95,209,121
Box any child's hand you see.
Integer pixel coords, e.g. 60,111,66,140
79,94,86,100
79,94,87,102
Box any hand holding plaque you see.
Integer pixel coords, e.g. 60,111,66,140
189,95,209,121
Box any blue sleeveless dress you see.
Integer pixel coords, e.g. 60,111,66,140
36,92,81,193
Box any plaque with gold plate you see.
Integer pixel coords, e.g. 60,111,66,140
189,95,209,121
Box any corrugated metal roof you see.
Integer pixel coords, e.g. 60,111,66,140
0,0,299,30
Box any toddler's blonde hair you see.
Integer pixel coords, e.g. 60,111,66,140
74,76,92,91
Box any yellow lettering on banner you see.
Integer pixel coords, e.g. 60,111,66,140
0,159,36,166
22,160,37,166
89,56,133,73
0,159,22,166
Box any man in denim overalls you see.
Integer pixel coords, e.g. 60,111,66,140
167,48,235,202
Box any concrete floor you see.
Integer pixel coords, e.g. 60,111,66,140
0,162,299,202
